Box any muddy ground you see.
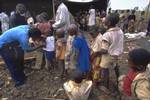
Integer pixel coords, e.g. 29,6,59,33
0,36,150,100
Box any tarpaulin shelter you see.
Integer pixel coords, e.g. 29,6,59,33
0,0,109,18
64,0,109,15
1,0,54,17
145,1,150,19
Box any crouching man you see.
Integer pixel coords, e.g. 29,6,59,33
0,25,44,87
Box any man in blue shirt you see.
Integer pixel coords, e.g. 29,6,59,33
68,24,90,83
0,25,43,87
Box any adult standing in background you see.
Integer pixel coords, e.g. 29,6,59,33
88,5,96,31
52,0,74,72
52,0,70,31
123,10,130,32
9,3,28,28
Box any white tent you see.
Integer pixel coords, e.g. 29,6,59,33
67,0,95,3
109,0,149,10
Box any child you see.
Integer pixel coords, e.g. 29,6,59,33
43,32,55,71
55,28,66,77
128,19,135,33
92,13,124,88
90,32,103,85
33,12,51,70
119,48,150,99
90,27,106,85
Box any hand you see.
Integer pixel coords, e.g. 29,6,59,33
94,65,100,70
30,43,35,47
49,20,55,24
91,53,98,62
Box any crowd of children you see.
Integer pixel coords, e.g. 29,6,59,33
0,2,150,100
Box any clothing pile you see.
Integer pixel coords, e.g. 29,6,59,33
125,32,147,39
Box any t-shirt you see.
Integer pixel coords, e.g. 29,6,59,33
91,33,103,52
88,9,96,26
72,35,90,73
0,25,30,51
102,27,124,56
43,36,55,52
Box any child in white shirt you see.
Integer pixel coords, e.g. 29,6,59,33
43,33,55,70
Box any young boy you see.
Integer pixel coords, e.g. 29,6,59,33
90,27,106,84
119,48,150,99
55,28,66,77
92,13,124,88
43,32,55,71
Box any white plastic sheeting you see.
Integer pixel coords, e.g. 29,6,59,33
125,32,147,39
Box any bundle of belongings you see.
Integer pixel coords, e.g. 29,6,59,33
64,80,92,100
125,32,147,39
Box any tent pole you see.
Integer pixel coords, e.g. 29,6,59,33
52,0,56,19
146,0,150,19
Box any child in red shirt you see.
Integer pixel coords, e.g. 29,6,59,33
119,48,150,99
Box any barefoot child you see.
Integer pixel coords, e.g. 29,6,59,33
55,28,66,77
43,32,55,71
91,13,124,88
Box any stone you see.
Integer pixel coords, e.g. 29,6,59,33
13,90,20,97
25,91,33,98
0,81,4,87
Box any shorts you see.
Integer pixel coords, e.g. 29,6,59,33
45,51,55,60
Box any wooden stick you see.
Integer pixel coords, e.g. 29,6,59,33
39,97,64,100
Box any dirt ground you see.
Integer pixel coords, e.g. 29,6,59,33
0,36,150,100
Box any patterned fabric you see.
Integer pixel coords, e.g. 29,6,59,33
91,32,116,68
65,35,75,70
91,33,103,52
